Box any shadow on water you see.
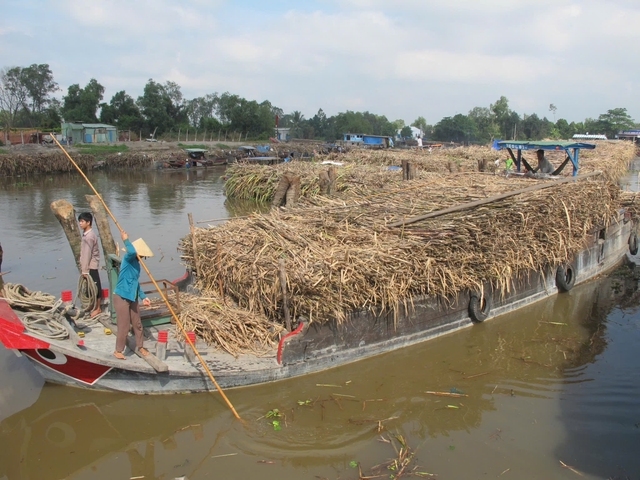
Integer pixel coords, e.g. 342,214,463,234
1,265,638,479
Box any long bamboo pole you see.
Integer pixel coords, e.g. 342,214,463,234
50,134,241,420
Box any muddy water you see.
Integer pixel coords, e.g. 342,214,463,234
1,169,640,479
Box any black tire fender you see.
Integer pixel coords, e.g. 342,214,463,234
629,232,638,256
556,264,576,292
469,292,492,323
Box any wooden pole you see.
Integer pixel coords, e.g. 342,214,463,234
49,134,241,420
188,213,201,276
50,199,82,273
388,171,602,228
86,194,117,258
278,259,291,331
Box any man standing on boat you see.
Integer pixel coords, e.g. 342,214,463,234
78,212,102,317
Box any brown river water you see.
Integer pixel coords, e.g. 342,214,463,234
1,168,639,479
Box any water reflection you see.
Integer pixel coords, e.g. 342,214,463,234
0,169,236,294
1,268,637,479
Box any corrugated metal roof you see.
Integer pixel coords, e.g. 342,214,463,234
81,123,116,129
497,140,596,150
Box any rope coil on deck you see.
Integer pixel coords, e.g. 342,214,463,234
19,301,69,340
2,282,69,340
76,274,98,310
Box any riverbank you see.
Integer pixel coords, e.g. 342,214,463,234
0,140,318,176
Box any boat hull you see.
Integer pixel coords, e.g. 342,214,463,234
1,215,634,394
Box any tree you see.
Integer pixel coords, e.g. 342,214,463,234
20,64,58,116
411,116,428,136
555,118,572,139
597,108,635,138
433,114,477,144
309,108,328,140
100,90,143,131
0,67,28,131
40,98,62,130
393,119,405,131
186,93,218,128
549,103,557,122
61,78,105,122
288,110,305,138
400,126,413,138
468,106,498,142
490,96,512,139
137,79,174,136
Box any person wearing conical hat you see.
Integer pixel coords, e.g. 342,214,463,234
113,230,154,360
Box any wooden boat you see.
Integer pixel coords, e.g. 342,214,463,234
155,149,227,169
0,142,637,394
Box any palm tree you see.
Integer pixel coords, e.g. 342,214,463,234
289,111,305,138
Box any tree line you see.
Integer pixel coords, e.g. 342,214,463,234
1,63,637,143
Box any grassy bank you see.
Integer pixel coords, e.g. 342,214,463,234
74,143,129,159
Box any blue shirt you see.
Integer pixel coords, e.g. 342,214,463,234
114,238,146,302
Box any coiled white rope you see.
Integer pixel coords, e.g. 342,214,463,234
2,283,68,339
76,274,98,311
1,282,56,309
19,300,69,340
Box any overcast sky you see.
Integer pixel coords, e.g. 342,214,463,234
2,0,639,125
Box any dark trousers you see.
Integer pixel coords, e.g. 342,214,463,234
89,269,102,298
113,294,143,352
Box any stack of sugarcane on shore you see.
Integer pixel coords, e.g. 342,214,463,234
177,141,639,355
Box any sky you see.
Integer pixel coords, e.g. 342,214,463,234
1,0,639,125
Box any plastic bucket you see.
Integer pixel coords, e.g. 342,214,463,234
61,290,72,302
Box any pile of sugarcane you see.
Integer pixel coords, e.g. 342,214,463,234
0,153,94,176
224,141,636,203
179,173,623,352
177,292,284,356
102,152,158,168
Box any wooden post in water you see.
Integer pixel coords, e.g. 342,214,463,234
85,195,117,259
50,199,82,272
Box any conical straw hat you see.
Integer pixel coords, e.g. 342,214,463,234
132,238,154,257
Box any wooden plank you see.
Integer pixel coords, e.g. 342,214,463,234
387,171,601,228
125,335,169,372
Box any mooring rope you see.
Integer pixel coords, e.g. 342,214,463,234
1,283,69,339
18,300,69,340
1,282,56,310
76,274,97,311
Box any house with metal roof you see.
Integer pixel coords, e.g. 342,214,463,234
342,133,394,148
61,122,117,144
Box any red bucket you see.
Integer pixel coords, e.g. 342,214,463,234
186,331,196,344
157,330,168,343
101,288,109,298
61,290,72,302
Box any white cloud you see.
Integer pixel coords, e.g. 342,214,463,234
1,0,639,123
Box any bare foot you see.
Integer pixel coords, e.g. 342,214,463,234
138,347,150,357
113,351,125,360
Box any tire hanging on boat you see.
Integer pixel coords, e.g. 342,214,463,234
628,231,638,256
469,292,492,323
556,264,576,292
